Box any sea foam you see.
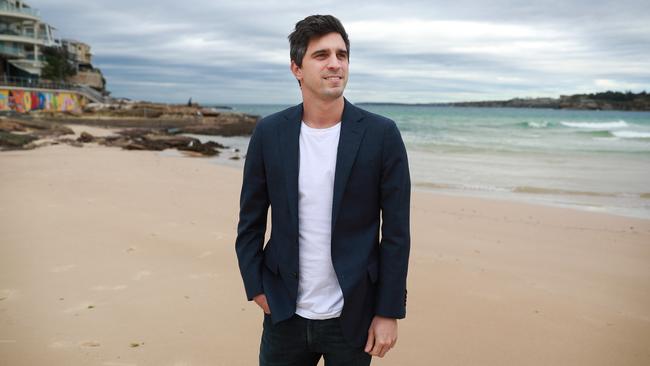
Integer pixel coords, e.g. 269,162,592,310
560,120,628,129
525,121,551,128
611,131,650,139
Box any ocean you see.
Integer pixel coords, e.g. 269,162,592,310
180,103,650,219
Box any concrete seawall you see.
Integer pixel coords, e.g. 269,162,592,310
0,86,88,113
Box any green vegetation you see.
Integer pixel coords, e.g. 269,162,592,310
581,90,648,102
41,46,77,82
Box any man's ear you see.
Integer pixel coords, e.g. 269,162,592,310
290,61,302,82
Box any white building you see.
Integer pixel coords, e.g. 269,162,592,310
0,0,57,78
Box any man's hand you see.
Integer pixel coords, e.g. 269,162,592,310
364,315,398,358
253,294,271,314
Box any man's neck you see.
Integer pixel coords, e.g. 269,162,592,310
301,97,344,129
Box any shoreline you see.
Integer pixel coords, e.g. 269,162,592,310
1,136,649,365
5,121,648,220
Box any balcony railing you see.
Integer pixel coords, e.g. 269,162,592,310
24,52,44,61
0,29,22,36
0,4,40,17
0,75,77,91
0,29,52,42
0,43,24,57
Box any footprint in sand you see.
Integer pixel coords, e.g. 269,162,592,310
63,302,96,314
80,341,101,348
132,271,151,281
103,362,138,366
198,251,213,259
212,231,224,240
51,264,76,273
0,340,17,344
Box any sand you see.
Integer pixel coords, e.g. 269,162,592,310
1,127,649,366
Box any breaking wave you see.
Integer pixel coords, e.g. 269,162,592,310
560,120,628,129
611,131,650,139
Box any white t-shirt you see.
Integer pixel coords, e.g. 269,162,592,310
295,120,344,319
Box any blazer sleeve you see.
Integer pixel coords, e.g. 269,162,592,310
235,123,270,301
376,120,411,318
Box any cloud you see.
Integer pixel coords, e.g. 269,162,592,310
34,0,650,104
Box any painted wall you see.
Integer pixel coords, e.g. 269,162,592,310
0,88,86,113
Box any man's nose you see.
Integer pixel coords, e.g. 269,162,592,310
326,54,341,69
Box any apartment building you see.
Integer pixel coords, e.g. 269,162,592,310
0,0,57,78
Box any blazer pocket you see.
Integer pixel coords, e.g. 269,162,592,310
367,260,379,284
264,251,279,275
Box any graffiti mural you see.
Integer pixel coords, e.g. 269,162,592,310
0,88,86,113
0,90,9,111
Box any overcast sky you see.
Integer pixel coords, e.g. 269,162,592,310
36,0,649,105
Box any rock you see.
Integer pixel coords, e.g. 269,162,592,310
0,119,28,132
0,131,39,150
97,136,131,148
124,142,149,151
111,128,224,155
178,141,220,156
204,141,226,149
180,113,258,136
199,108,221,117
57,138,83,148
142,134,197,148
78,132,95,143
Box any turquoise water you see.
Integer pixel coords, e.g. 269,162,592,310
216,104,650,218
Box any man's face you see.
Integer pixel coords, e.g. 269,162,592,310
291,32,349,102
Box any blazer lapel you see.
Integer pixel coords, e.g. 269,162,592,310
331,99,366,230
279,100,366,237
278,103,303,239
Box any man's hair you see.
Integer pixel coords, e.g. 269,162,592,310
288,15,350,68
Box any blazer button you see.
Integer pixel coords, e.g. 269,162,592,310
292,272,298,278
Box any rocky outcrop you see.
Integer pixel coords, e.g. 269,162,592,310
0,118,229,156
108,129,225,156
0,117,75,150
0,131,39,150
62,101,256,132
28,100,259,136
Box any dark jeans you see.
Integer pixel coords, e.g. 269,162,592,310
260,313,372,366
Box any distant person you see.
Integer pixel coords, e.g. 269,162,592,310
235,14,411,365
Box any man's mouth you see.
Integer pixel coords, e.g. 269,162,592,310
324,76,343,80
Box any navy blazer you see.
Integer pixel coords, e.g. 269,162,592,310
235,99,410,347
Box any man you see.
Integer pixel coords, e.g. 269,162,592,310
235,14,410,365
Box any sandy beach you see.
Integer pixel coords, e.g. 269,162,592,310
1,126,649,366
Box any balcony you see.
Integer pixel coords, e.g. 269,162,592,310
0,32,50,46
0,3,40,18
0,43,24,57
